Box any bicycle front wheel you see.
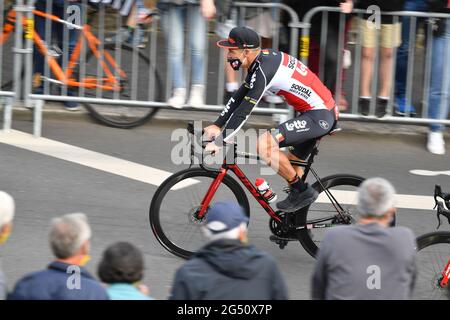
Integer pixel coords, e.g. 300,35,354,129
297,174,366,258
413,231,450,299
82,43,162,128
149,168,250,259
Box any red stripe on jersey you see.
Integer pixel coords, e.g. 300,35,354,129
277,90,312,113
282,52,289,67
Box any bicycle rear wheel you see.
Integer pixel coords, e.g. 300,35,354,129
297,174,366,258
82,43,162,128
149,168,250,259
413,231,450,299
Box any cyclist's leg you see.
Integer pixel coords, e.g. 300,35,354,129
261,109,336,212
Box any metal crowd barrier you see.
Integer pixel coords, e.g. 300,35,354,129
299,6,450,126
0,0,17,132
7,0,301,136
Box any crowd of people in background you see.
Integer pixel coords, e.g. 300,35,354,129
26,0,449,155
0,176,421,300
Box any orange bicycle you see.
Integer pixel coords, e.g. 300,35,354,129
1,4,163,128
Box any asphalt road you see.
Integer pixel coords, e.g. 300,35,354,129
0,116,449,300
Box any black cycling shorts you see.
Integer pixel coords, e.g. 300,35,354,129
272,108,337,160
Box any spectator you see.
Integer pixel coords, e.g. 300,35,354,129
393,0,428,117
0,191,15,300
170,201,288,300
157,0,216,109
105,0,155,48
33,0,83,111
311,177,416,300
98,242,153,300
355,0,405,118
281,1,353,110
425,0,449,155
8,213,108,300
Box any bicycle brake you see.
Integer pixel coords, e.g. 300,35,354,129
436,203,450,229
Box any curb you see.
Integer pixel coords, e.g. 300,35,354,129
4,103,449,139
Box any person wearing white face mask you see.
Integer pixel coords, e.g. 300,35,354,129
0,191,15,300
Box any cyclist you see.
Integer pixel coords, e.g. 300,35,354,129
204,26,339,213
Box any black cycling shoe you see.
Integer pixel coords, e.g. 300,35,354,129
276,184,319,213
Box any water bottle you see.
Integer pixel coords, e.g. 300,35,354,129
255,178,277,203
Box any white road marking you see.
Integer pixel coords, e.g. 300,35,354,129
0,130,440,209
0,130,198,189
317,190,435,211
410,169,450,177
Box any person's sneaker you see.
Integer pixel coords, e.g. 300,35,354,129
129,25,147,49
105,27,131,44
263,92,284,104
276,184,319,213
188,84,205,108
394,96,416,117
223,90,235,105
427,131,446,155
167,88,187,109
63,100,81,111
358,97,370,116
375,97,388,118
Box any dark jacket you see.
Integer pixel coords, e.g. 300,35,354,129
170,239,289,300
8,261,109,300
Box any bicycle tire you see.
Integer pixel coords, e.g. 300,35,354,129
413,231,450,299
82,43,162,129
149,167,250,260
297,174,366,258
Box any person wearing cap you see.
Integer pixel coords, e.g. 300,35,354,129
311,178,416,300
203,26,339,215
169,201,288,300
0,191,15,300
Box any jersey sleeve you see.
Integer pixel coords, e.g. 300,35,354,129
215,65,269,145
213,84,249,128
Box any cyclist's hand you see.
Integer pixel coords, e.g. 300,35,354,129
203,124,221,140
205,142,220,155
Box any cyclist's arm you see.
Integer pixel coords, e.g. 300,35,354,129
214,67,267,145
213,84,249,128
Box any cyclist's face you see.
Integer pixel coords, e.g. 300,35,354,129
227,48,245,60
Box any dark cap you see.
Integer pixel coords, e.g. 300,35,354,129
217,26,260,49
205,202,249,234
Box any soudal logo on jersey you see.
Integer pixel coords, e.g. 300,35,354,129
289,83,311,100
285,120,308,131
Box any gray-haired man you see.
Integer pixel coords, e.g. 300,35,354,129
311,177,417,300
9,213,108,300
170,201,288,300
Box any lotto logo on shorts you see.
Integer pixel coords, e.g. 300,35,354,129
285,120,307,131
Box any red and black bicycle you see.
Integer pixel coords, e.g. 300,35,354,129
412,185,450,299
149,122,370,259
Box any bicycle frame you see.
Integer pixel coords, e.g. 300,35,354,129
195,141,328,224
1,8,126,91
